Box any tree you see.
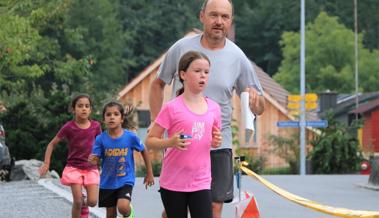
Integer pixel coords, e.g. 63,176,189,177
63,0,128,100
0,0,94,173
0,14,42,93
0,87,72,173
314,0,379,50
309,112,362,174
0,0,93,96
274,12,379,93
233,0,379,77
234,0,300,76
116,0,202,78
268,133,300,174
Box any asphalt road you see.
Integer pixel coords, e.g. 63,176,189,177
0,175,378,218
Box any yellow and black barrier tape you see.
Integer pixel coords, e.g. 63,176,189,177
240,166,379,218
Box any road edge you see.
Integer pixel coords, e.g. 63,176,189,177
38,178,106,218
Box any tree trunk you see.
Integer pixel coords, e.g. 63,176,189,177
368,156,379,186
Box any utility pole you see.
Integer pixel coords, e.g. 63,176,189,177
300,0,306,175
354,0,359,113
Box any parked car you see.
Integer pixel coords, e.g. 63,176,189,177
0,123,14,181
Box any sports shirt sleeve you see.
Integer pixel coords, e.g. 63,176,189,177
92,135,103,157
131,133,145,152
235,55,264,96
154,103,172,130
56,122,68,140
157,43,181,84
95,121,102,136
213,103,222,130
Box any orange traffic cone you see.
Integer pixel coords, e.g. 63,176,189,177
241,196,260,218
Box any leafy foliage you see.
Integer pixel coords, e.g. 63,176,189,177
268,133,300,174
1,0,378,173
274,12,379,93
136,160,162,177
234,0,379,76
0,0,203,172
0,14,42,93
116,0,202,78
234,147,265,174
309,112,362,174
0,87,72,173
63,0,128,101
234,0,300,76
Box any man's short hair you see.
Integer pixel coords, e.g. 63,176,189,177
201,0,234,14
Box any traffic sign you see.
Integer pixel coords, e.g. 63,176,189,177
305,102,317,110
287,102,301,109
287,93,319,111
277,120,328,128
288,95,302,102
306,120,328,128
277,121,299,127
305,93,318,101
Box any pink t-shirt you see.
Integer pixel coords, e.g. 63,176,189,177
155,95,221,192
57,120,101,169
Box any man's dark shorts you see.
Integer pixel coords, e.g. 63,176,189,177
211,148,234,203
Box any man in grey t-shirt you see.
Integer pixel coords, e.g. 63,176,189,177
149,0,265,217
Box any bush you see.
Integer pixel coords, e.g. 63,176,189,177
136,161,161,177
262,167,293,175
0,88,103,174
234,148,265,174
309,112,363,174
268,133,299,174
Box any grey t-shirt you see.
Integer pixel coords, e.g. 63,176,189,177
157,34,263,150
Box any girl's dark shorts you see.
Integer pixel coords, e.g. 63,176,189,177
98,184,133,207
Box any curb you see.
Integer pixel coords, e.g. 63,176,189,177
38,178,106,218
356,182,379,191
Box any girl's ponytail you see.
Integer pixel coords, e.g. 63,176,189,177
122,104,137,131
176,87,185,96
102,101,137,131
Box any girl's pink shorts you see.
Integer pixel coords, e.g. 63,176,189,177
60,166,99,186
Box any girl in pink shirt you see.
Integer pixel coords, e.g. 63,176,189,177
146,51,221,218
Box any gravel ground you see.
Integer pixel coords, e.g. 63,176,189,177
0,180,72,218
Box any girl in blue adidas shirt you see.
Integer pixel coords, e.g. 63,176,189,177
89,101,154,218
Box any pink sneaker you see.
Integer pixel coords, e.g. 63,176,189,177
80,206,89,218
80,191,89,218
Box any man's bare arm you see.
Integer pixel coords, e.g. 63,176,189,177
149,78,166,122
252,95,265,115
246,87,265,115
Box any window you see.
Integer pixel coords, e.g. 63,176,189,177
137,110,150,128
240,118,258,147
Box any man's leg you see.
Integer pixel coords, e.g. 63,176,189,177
212,202,223,218
161,210,167,218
